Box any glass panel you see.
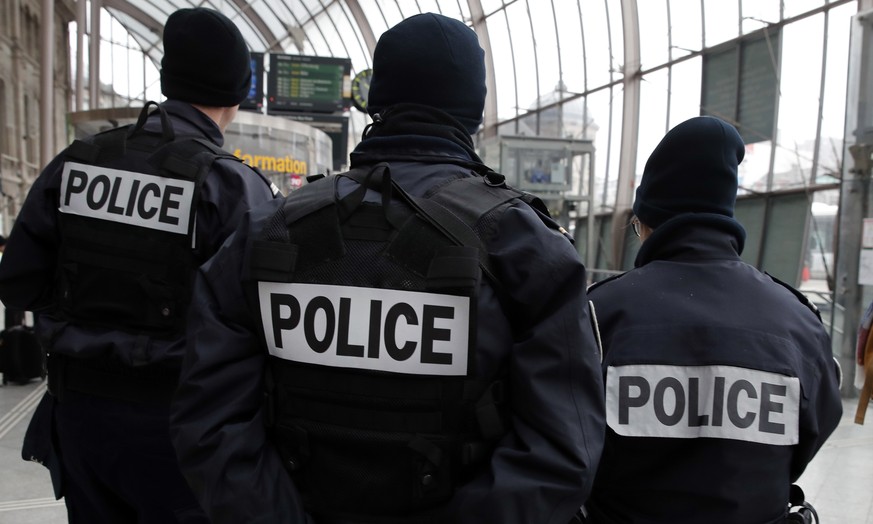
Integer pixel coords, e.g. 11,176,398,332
638,0,670,69
328,3,364,62
487,10,517,120
301,0,323,13
554,0,586,93
529,0,560,104
504,1,537,116
288,1,312,21
394,0,419,20
606,0,624,72
481,0,505,16
784,0,827,19
416,0,442,15
637,68,670,175
359,0,390,36
439,0,470,21
145,60,162,102
703,0,739,47
668,0,703,53
738,140,773,194
249,2,287,45
772,15,824,190
378,1,405,28
581,0,616,88
589,86,621,210
741,0,780,34
301,20,330,56
817,3,853,184
667,56,703,129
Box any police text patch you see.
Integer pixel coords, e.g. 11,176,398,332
259,282,472,376
60,161,195,234
606,364,800,445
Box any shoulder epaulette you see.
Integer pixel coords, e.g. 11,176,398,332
765,271,823,323
587,271,627,293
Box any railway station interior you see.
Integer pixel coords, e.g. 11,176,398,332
1,0,873,521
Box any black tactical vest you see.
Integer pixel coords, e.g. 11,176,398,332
57,102,241,338
248,163,563,521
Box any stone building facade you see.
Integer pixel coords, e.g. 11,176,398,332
0,0,74,233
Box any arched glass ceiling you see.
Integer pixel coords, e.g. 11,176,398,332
81,0,855,222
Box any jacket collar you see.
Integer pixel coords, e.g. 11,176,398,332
144,100,224,147
349,103,485,170
634,213,746,268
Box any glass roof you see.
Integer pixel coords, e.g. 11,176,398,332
83,0,855,242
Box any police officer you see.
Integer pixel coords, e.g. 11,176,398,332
585,116,843,524
0,8,280,523
170,12,606,524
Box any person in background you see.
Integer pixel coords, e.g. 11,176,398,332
170,12,605,524
0,235,25,328
584,116,843,524
0,7,279,523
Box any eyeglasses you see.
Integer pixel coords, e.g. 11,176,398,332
631,217,641,238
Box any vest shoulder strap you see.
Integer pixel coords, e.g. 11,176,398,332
65,126,131,164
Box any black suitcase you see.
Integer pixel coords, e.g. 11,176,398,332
0,325,44,385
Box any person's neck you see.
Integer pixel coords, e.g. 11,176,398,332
191,104,235,133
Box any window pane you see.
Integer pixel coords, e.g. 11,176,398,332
639,0,670,69
581,0,617,88
817,3,853,184
703,0,739,47
504,1,537,115
741,0,780,34
667,56,703,129
481,0,505,16
772,15,824,190
555,0,586,93
637,68,670,175
529,0,560,102
784,0,827,20
668,0,703,53
487,11,518,120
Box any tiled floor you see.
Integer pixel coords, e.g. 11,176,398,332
0,378,870,523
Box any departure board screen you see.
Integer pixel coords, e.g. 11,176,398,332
267,54,352,113
240,52,265,111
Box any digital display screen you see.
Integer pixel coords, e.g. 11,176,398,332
240,52,265,112
267,54,352,113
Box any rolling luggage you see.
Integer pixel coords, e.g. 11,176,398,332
0,325,44,385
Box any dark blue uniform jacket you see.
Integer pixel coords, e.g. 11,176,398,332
169,106,606,524
585,214,843,524
0,100,279,366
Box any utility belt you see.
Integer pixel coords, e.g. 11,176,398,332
46,353,180,405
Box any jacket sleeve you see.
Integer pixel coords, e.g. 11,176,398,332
196,159,280,260
169,204,312,524
791,322,843,481
447,204,606,524
0,154,65,312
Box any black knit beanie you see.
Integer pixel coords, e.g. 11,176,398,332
160,8,252,107
633,116,745,228
367,13,486,135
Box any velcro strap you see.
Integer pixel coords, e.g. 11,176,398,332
250,240,298,282
65,140,101,164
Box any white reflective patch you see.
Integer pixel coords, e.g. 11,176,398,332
59,161,195,234
259,282,472,376
606,364,800,445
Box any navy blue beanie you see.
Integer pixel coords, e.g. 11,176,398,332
633,116,745,228
367,13,487,134
160,8,252,107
